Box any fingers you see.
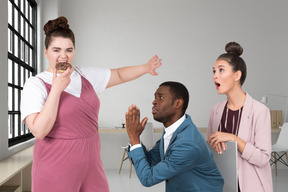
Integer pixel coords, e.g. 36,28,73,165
126,104,140,122
215,143,223,154
207,132,217,146
221,142,226,151
141,117,148,128
149,55,162,76
53,69,57,79
62,66,74,77
208,132,226,154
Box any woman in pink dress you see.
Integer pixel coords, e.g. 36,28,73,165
21,16,162,192
207,42,273,192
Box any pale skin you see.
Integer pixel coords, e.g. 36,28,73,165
25,36,162,139
207,59,246,154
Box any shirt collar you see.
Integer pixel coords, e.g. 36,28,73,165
164,114,186,138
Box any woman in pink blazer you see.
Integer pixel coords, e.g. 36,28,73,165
207,42,273,192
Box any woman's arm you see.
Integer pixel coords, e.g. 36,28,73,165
241,106,272,167
207,105,246,154
25,68,73,139
106,55,162,88
208,132,246,154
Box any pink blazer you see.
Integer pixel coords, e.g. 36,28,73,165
207,93,273,192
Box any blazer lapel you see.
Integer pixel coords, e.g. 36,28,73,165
160,131,165,160
165,115,191,156
237,93,253,140
215,101,226,132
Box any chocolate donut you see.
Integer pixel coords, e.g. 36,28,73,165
55,62,72,73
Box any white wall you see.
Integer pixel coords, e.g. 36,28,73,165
54,0,288,128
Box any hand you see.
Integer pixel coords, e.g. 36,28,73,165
145,55,162,76
51,67,74,95
207,131,235,154
125,104,148,146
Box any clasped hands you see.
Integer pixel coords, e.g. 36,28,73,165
207,131,236,154
125,104,148,146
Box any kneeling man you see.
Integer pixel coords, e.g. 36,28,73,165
125,81,224,192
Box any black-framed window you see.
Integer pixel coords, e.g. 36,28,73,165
8,0,37,147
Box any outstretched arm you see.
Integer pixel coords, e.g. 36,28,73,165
106,55,162,88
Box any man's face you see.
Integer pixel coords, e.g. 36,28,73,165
152,86,176,126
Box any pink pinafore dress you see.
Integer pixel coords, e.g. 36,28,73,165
32,74,109,192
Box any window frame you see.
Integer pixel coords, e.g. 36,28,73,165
8,0,37,147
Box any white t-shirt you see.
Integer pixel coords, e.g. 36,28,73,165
20,66,111,122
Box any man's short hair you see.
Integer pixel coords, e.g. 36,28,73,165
159,81,189,115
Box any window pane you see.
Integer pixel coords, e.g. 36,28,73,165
25,1,29,19
15,115,19,137
15,64,19,86
29,6,32,21
8,86,13,111
20,16,24,36
8,114,12,139
8,1,12,25
8,30,10,51
29,48,32,66
14,34,18,56
25,22,29,41
8,59,13,84
20,118,25,135
20,40,24,61
21,66,25,87
14,8,18,31
15,88,19,111
29,27,32,44
20,0,24,14
25,44,29,63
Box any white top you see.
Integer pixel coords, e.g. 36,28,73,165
20,66,111,122
163,114,186,154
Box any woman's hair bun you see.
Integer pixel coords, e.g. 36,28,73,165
225,42,243,56
43,16,70,35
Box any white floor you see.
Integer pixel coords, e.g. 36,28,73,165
106,168,288,192
106,169,165,192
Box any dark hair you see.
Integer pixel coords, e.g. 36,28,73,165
160,81,189,115
217,42,247,85
43,16,75,49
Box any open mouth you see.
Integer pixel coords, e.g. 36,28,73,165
215,82,221,89
152,107,158,114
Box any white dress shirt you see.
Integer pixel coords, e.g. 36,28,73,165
163,115,186,154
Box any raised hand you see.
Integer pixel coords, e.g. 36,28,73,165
145,55,162,76
125,104,148,146
51,66,74,95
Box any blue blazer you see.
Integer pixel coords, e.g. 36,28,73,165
129,115,224,192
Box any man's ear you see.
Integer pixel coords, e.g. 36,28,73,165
175,98,184,109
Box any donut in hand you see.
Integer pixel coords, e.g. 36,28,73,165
55,62,72,73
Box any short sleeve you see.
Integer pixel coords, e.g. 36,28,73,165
20,77,48,123
75,66,111,94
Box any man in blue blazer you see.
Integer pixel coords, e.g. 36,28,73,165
125,81,224,192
